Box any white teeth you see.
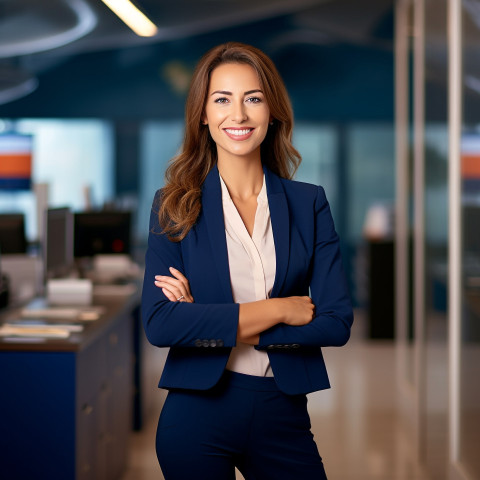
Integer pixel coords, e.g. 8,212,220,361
225,129,251,136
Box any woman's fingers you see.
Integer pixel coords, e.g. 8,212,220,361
169,267,189,288
155,280,190,302
161,287,177,302
170,268,194,301
169,268,194,302
154,278,190,301
154,268,194,302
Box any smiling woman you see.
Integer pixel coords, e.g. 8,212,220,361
141,42,353,480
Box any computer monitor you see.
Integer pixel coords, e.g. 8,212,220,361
0,213,27,254
43,207,74,279
74,211,132,257
0,133,33,191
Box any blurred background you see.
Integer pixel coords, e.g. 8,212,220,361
0,0,479,479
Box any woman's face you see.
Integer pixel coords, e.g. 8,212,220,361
203,62,271,163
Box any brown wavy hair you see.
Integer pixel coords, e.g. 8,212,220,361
159,42,301,241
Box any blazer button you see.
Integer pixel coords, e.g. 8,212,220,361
202,339,209,347
267,345,275,350
292,344,300,349
209,339,217,347
194,339,202,347
217,339,224,347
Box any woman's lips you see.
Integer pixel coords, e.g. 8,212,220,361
223,128,254,140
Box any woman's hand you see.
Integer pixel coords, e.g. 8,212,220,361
275,296,315,326
154,267,194,303
237,296,314,342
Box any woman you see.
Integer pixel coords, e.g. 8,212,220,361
142,42,353,480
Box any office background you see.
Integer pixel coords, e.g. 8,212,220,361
0,0,396,305
0,0,479,479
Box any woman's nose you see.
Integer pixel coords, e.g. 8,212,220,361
231,101,247,123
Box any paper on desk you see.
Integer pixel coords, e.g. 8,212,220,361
4,322,84,332
0,325,71,338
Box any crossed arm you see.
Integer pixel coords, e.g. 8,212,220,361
154,267,315,345
144,185,352,350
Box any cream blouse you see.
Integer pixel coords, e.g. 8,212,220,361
220,173,276,377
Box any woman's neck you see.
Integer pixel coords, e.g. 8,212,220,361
217,156,264,202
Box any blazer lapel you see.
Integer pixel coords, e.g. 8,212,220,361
201,165,235,303
264,166,290,298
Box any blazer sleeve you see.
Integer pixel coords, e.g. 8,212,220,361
141,190,239,349
257,186,353,349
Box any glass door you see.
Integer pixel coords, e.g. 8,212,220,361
458,2,480,477
423,1,449,477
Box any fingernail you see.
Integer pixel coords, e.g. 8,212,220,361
169,267,176,271
155,275,162,280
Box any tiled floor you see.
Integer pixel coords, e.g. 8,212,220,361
121,312,430,480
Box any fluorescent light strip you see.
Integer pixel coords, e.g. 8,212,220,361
101,0,158,37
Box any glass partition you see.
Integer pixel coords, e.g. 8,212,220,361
398,1,480,477
395,0,416,399
459,2,480,477
421,3,450,478
347,123,395,244
293,124,338,216
138,120,184,240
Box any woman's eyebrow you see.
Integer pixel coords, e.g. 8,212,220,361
210,89,263,96
210,90,231,96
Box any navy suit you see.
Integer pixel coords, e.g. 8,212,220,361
142,164,353,395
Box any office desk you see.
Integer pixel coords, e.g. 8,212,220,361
0,289,139,480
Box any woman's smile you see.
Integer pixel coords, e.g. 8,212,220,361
223,127,255,140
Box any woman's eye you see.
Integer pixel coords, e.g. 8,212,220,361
246,97,262,103
214,97,229,104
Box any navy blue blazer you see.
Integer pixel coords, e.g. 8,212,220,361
142,165,353,395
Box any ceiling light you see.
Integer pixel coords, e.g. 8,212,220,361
101,0,158,37
0,78,38,105
0,0,97,58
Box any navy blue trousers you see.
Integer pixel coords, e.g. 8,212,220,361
156,371,327,480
